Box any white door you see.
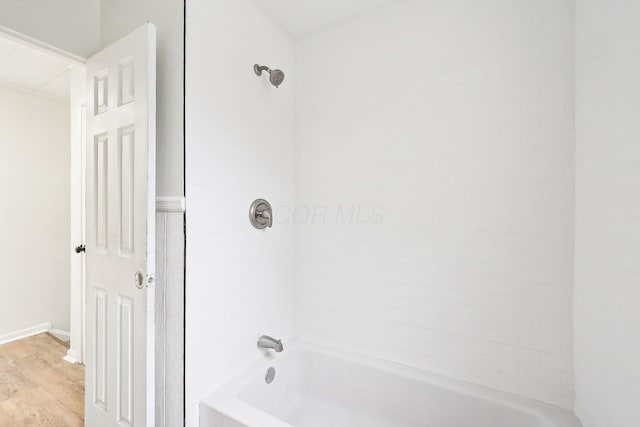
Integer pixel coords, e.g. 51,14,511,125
85,23,156,427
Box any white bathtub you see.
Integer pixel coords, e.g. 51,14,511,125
200,341,581,427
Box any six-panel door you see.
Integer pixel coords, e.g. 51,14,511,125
85,23,156,427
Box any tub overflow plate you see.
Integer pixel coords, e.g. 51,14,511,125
265,367,276,384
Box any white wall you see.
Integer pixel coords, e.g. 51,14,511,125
184,0,295,425
295,0,576,409
574,0,640,425
0,0,100,58
101,0,184,197
0,84,71,337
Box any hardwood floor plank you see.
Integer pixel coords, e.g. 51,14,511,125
0,356,37,404
0,333,84,426
0,388,83,427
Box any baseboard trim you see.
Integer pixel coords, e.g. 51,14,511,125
49,328,70,342
0,322,52,346
63,349,80,364
156,196,186,213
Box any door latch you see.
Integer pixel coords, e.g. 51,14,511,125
75,244,86,253
135,271,155,289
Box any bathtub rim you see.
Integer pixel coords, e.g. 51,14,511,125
200,338,581,427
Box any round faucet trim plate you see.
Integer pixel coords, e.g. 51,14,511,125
249,199,273,229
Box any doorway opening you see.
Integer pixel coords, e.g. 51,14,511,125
0,21,159,426
0,26,86,425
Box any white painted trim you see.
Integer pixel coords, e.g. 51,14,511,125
64,349,80,364
69,70,87,366
156,196,186,212
0,24,86,65
49,328,71,341
0,322,52,345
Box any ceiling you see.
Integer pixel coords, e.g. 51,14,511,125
0,35,72,103
250,0,401,39
0,1,402,101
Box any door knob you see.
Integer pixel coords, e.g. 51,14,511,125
134,271,145,289
134,271,154,289
75,245,86,253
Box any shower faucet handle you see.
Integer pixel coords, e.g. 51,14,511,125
250,199,273,229
258,209,272,227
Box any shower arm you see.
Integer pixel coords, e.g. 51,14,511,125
254,64,271,76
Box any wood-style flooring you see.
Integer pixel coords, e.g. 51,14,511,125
0,333,84,426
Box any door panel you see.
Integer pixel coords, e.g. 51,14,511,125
85,23,156,427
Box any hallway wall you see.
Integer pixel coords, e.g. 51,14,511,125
0,84,71,338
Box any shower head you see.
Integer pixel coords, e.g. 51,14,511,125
254,64,285,88
269,69,285,88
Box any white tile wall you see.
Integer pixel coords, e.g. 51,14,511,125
184,0,295,424
294,0,576,409
575,0,640,425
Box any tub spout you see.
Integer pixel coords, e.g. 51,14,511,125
257,335,283,352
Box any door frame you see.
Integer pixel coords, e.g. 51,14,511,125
0,24,87,363
66,69,88,364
